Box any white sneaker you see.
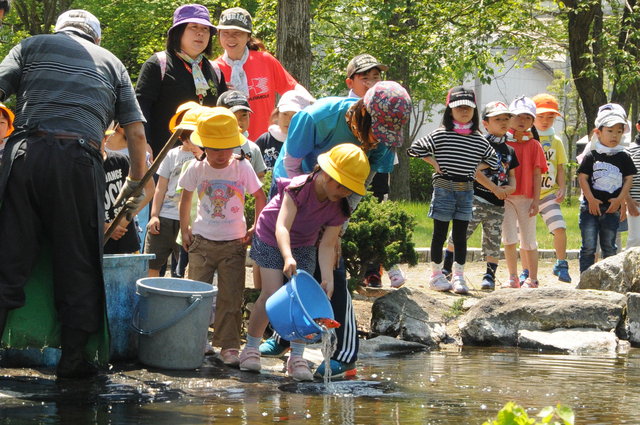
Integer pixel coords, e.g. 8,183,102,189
388,265,407,288
452,272,468,295
429,271,452,291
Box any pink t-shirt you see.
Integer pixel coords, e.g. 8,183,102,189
214,50,298,140
506,138,548,198
255,174,349,248
178,158,262,241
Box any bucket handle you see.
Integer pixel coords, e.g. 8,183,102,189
131,295,203,336
289,294,323,343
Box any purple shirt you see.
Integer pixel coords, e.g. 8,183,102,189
255,174,348,248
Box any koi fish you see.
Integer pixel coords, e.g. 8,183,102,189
313,318,341,329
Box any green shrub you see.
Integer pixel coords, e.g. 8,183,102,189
483,402,574,425
409,158,435,202
342,195,418,290
244,171,272,225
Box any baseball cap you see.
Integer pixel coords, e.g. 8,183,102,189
55,9,101,43
217,7,252,33
346,54,388,79
509,95,537,118
532,93,561,117
216,90,253,114
0,103,14,137
482,101,512,119
595,109,628,132
168,4,215,34
190,107,245,150
447,86,476,108
363,81,412,148
277,90,313,114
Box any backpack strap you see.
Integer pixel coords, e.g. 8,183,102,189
155,51,167,81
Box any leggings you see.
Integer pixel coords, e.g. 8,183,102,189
431,219,468,265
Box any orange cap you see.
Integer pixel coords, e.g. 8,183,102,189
532,93,561,117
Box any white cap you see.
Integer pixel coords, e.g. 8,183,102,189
278,90,313,114
55,10,101,44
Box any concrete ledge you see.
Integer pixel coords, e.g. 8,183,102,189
414,248,580,263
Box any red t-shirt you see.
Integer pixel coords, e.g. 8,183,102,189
214,50,298,140
506,139,548,198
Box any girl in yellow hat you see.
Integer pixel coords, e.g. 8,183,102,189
238,143,370,381
0,102,14,165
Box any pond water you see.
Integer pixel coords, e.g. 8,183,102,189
1,346,639,424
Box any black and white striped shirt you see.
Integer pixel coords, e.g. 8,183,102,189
627,140,640,202
407,127,498,182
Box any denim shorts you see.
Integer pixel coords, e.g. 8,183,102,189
428,187,474,222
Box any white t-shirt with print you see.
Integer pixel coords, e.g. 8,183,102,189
178,158,262,241
157,147,196,220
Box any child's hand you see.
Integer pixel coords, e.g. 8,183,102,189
555,188,566,203
320,279,334,300
283,256,297,279
148,216,161,235
110,225,127,241
493,186,508,200
607,197,623,214
588,198,602,216
182,228,194,251
528,201,539,217
628,200,640,217
242,226,255,247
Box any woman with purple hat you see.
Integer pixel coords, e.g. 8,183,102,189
136,4,227,157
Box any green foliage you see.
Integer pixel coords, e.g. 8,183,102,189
483,402,574,425
409,158,434,202
341,195,418,290
244,171,272,226
443,299,464,319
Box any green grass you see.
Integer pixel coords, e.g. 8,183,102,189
397,200,627,250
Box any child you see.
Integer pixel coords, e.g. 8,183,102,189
216,90,267,179
578,108,636,273
345,53,387,99
239,143,370,381
179,108,266,366
255,90,313,172
144,103,203,277
502,96,548,288
408,86,498,294
442,101,518,290
626,113,640,248
519,94,571,283
0,102,14,164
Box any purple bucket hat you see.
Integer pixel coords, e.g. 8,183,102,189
168,4,216,35
364,81,412,148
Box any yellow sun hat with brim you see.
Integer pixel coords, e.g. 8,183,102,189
317,143,370,196
190,107,245,150
174,105,209,132
0,103,15,137
169,101,202,132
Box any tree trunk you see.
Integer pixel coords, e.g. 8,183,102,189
14,0,73,35
275,0,311,90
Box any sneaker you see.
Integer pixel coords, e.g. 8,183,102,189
259,337,290,358
502,275,520,289
429,271,452,292
365,274,382,288
314,359,357,379
287,354,313,381
519,269,529,285
388,265,407,288
522,278,539,288
553,260,572,283
451,272,468,295
220,348,240,367
239,347,262,372
480,273,495,290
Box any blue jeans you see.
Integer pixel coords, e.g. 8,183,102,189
579,201,620,273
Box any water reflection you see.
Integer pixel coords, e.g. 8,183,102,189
0,347,639,423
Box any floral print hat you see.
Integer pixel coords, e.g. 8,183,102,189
363,81,412,148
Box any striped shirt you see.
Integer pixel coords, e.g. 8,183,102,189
407,127,498,182
0,32,144,143
627,139,640,202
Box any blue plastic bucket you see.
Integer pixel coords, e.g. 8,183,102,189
265,270,334,343
132,278,216,370
103,253,155,360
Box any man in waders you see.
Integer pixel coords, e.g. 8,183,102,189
0,10,147,379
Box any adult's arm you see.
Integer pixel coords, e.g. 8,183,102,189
122,121,147,181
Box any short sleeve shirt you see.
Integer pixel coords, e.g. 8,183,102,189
255,130,284,172
506,138,548,198
578,150,637,207
157,147,196,220
538,133,568,198
104,151,140,254
474,138,519,206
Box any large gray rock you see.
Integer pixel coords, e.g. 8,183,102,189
459,288,626,346
577,247,640,293
626,292,640,346
517,328,619,354
358,336,430,358
370,287,448,346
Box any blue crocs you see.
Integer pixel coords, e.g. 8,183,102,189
553,260,572,283
259,337,290,358
314,360,357,379
519,269,529,285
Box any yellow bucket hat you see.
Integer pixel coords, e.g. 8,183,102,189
175,106,209,132
169,101,202,132
317,143,370,196
190,107,245,150
0,103,15,137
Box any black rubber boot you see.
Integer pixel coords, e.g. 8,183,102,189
56,327,98,380
0,308,9,340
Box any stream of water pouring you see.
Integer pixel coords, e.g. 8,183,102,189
319,326,337,392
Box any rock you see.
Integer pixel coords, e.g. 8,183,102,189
370,287,448,346
358,336,429,358
459,288,626,346
626,292,640,346
517,328,619,354
577,247,640,293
